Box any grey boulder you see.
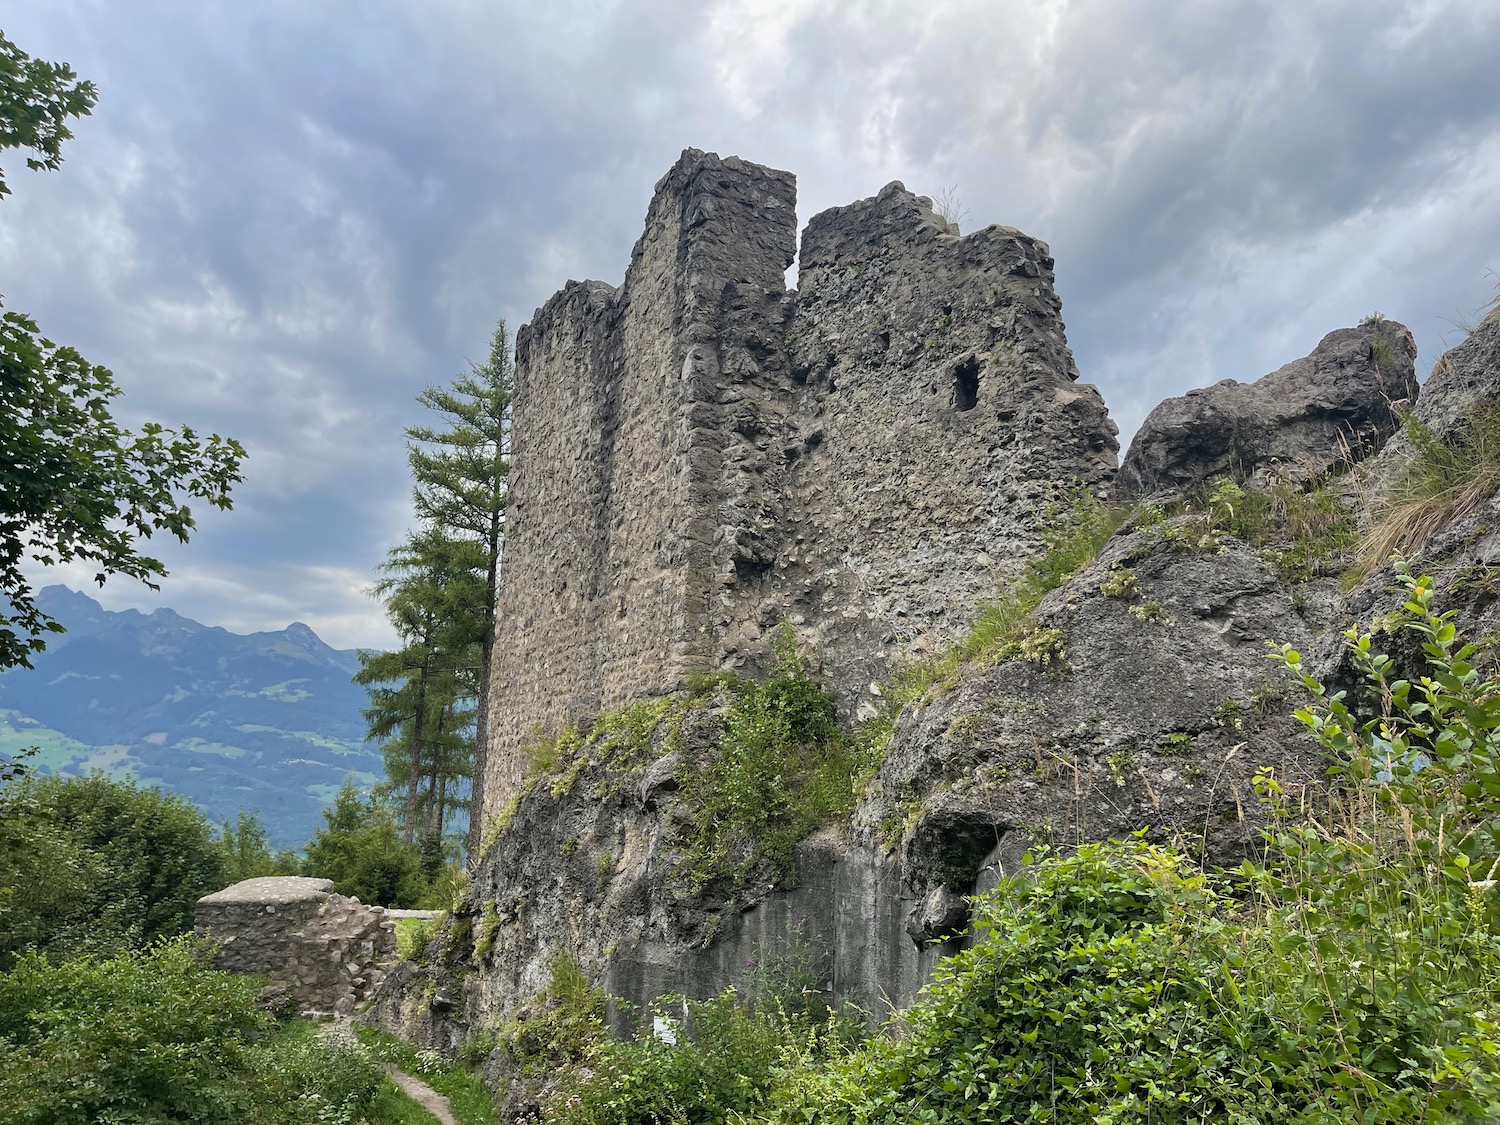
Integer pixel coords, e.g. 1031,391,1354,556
1120,321,1418,497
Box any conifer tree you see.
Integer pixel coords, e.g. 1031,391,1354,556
404,321,512,860
356,326,510,857
356,527,483,843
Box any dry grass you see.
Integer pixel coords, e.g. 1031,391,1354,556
1362,405,1500,567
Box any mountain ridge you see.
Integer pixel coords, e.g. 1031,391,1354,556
0,586,383,848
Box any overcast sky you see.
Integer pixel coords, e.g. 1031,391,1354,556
4,0,1498,650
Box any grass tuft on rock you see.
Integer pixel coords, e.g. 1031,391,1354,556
1362,405,1500,570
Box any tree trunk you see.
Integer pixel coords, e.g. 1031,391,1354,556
466,500,502,865
426,705,447,838
404,664,428,845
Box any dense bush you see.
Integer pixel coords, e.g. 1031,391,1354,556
302,779,428,907
675,630,851,888
763,842,1255,1124
0,773,226,964
0,938,387,1125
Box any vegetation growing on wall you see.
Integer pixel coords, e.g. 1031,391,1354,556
855,487,1123,775
480,569,1500,1123
498,628,852,893
674,631,850,890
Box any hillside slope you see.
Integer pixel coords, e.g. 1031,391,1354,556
0,586,381,847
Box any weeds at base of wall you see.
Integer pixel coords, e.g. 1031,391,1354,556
490,952,607,1081
523,575,1500,1121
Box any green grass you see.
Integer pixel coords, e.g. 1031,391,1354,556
177,739,249,759
0,711,91,770
355,1025,500,1125
1148,474,1359,582
395,916,439,960
370,1080,443,1123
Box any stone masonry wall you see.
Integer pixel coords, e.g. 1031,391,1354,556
196,876,397,1016
483,149,1118,823
486,153,798,805
754,183,1118,713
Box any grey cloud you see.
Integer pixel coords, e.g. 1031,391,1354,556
4,0,1499,647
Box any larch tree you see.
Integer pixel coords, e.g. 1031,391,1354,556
356,527,484,844
404,322,512,862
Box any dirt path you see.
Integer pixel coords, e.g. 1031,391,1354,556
316,1018,457,1125
383,1062,458,1125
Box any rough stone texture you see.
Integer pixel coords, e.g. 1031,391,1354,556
484,150,1116,823
1119,321,1418,497
854,524,1336,885
196,876,396,1016
1340,304,1500,669
767,183,1118,718
486,150,800,806
1368,305,1500,487
368,519,1341,1055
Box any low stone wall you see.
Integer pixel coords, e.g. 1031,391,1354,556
195,876,398,1015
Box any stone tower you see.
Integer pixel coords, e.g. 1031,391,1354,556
483,149,1117,824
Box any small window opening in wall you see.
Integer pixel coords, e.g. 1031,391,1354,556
952,357,979,412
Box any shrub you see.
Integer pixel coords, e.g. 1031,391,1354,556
543,988,858,1125
0,773,225,964
301,779,427,907
762,842,1254,1124
0,937,388,1124
675,656,849,890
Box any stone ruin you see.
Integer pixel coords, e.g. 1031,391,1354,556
368,150,1445,1067
195,876,397,1016
483,148,1119,820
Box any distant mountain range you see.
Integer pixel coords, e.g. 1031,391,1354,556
0,586,383,849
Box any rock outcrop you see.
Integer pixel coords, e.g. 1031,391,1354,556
370,506,1348,1054
1119,321,1418,496
855,520,1337,888
366,155,1500,1102
1369,305,1500,482
484,149,1117,822
196,876,396,1015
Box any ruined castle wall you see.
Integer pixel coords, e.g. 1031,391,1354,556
485,152,797,817
485,151,1119,819
195,876,397,1016
487,281,618,802
759,185,1119,712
